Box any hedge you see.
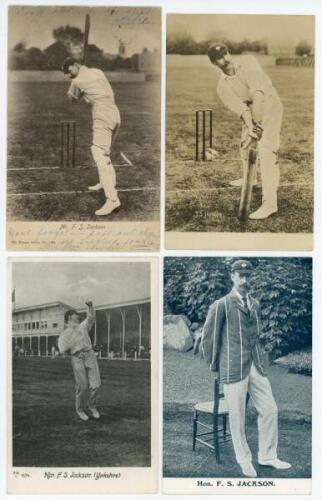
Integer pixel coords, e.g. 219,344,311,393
164,257,312,357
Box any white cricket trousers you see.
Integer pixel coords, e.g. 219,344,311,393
71,350,101,412
240,98,283,210
91,102,121,202
223,363,278,465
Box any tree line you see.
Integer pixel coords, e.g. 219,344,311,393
167,32,313,57
9,25,142,71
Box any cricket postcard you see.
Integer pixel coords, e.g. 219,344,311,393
163,256,312,495
7,257,158,494
6,6,161,251
165,14,314,251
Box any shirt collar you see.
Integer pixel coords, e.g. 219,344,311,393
233,287,249,304
222,60,241,80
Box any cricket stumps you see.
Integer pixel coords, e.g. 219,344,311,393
195,109,213,161
60,120,76,168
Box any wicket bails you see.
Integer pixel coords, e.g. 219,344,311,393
60,120,76,168
195,109,213,161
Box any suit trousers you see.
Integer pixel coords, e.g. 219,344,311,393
223,363,278,465
71,350,101,412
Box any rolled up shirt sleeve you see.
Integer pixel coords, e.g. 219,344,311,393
81,304,96,332
217,80,249,118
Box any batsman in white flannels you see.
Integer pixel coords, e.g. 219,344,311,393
208,43,283,220
62,57,121,216
58,300,101,421
201,260,291,477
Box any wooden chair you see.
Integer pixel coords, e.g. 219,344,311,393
192,376,250,463
192,376,231,463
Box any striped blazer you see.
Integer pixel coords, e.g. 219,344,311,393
201,289,268,384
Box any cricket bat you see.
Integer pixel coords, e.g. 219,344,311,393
238,138,257,221
82,14,90,65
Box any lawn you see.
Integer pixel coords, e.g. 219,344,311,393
163,350,311,478
12,356,151,467
166,58,313,233
7,78,160,221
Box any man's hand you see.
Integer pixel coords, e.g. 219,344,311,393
251,121,263,141
212,370,219,380
85,300,93,307
241,109,263,142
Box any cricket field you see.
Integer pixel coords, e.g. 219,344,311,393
166,56,313,234
12,356,151,467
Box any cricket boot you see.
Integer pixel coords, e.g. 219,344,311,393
258,458,291,469
249,201,277,219
88,407,100,419
77,410,89,421
240,462,257,477
95,197,121,216
229,178,258,187
88,183,103,191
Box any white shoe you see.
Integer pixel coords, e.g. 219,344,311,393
258,458,291,470
95,197,121,216
88,407,100,419
240,462,257,477
249,202,277,220
77,410,89,421
88,183,103,191
229,178,258,187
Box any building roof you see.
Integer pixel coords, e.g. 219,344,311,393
13,301,75,314
78,298,150,312
13,298,150,315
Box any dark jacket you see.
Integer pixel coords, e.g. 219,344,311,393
201,288,268,384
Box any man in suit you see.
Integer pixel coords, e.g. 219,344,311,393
201,260,291,477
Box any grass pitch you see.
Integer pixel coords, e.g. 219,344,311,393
7,79,160,221
12,356,151,467
166,58,313,233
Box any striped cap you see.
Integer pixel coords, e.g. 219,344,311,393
231,260,253,274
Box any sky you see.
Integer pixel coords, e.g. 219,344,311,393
12,261,150,309
167,14,315,47
8,6,161,56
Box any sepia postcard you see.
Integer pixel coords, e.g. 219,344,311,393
163,256,312,495
6,6,161,251
7,257,158,494
165,14,314,251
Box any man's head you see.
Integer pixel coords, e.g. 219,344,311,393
65,309,81,326
207,42,233,73
231,260,253,296
61,57,81,79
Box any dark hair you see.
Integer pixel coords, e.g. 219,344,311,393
61,57,80,74
65,309,80,323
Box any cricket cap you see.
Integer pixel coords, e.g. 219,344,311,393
207,42,229,63
231,260,253,274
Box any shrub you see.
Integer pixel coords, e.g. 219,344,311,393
274,349,312,376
